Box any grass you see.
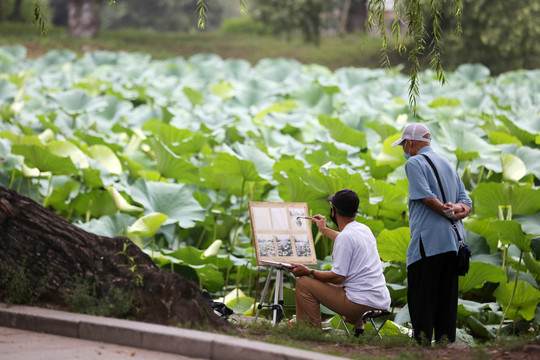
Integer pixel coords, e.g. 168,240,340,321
0,21,407,71
234,319,418,359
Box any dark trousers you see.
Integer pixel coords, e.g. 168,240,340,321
407,250,458,345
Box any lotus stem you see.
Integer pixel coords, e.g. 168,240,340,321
496,250,523,337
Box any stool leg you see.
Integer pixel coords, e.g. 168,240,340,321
339,315,351,336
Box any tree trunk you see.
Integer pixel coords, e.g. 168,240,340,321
346,0,368,33
8,0,23,21
67,0,101,38
338,0,352,35
0,186,228,330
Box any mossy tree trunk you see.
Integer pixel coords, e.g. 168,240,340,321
0,186,227,330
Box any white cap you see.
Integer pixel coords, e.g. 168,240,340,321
391,123,431,147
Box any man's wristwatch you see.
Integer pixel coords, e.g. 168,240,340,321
310,269,315,278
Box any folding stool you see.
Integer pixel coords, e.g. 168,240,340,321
339,309,391,339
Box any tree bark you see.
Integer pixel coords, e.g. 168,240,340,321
0,186,228,330
67,0,101,38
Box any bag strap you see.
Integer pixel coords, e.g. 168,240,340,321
420,153,464,244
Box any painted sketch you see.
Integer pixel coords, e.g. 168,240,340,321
256,234,276,257
289,207,308,231
294,234,312,257
252,207,272,230
276,235,294,257
270,207,289,230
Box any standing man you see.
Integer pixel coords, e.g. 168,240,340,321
392,123,472,344
289,189,391,329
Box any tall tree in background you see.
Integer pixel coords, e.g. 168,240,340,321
339,0,368,35
67,0,102,38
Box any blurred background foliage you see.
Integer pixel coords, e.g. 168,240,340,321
0,0,538,74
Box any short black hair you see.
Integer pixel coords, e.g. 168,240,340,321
327,188,359,218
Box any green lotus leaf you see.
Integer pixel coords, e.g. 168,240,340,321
127,212,168,237
76,213,137,238
168,246,205,265
465,316,495,339
183,86,204,107
376,227,410,263
428,97,461,108
142,119,208,155
291,82,334,115
12,144,77,175
0,138,23,170
305,143,349,167
209,80,235,99
471,182,540,218
48,140,89,169
253,100,298,124
514,213,540,236
457,299,499,318
0,79,17,101
501,154,526,182
387,283,407,302
376,133,406,168
318,115,367,148
493,280,540,321
438,122,500,162
522,252,540,276
459,262,507,293
146,138,199,183
129,179,205,228
488,131,522,146
190,263,225,293
200,165,243,191
44,179,80,211
71,188,117,219
87,144,123,175
212,152,264,183
48,89,107,115
225,296,256,315
228,143,275,181
492,220,531,252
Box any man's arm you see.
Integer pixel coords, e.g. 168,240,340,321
289,263,346,284
311,214,339,241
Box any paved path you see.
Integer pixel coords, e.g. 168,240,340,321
0,326,197,360
0,304,345,360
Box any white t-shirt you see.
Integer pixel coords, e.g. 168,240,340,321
332,221,391,310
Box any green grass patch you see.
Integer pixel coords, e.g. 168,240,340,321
0,21,405,70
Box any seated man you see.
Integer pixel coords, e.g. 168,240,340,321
289,188,391,329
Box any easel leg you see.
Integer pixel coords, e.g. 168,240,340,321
254,266,275,322
272,268,284,324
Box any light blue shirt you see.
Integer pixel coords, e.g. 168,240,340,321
405,147,472,267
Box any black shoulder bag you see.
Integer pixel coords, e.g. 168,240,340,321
421,154,471,276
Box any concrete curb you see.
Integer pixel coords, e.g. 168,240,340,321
0,304,345,360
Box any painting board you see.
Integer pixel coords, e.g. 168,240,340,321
249,202,317,265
